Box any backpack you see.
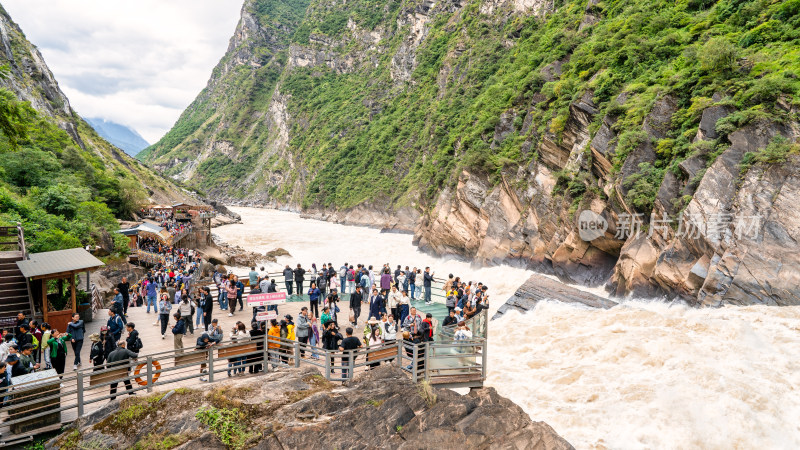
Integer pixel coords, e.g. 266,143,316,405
361,275,370,289
339,267,347,278
31,334,39,350
347,269,355,281
318,277,327,290
355,271,363,284
130,337,143,353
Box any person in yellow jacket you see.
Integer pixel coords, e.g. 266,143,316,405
267,319,280,369
284,314,296,340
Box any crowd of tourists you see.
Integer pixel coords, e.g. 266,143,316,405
0,311,82,398
0,260,489,405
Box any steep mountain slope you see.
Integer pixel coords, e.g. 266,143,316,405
0,4,194,253
144,0,800,305
85,117,150,157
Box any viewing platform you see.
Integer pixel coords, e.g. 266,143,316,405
0,301,487,446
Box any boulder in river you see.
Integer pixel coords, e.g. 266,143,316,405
494,273,616,320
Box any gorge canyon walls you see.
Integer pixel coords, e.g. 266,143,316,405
141,0,800,306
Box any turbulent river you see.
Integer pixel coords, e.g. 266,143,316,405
216,207,800,449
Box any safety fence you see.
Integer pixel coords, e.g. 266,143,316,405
0,317,487,447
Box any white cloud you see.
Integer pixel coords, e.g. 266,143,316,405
2,0,244,143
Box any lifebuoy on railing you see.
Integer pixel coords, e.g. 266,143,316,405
134,360,161,386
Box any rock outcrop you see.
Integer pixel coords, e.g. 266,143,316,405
494,273,616,320
49,365,573,450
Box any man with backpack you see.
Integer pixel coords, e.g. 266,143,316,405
107,309,124,343
125,323,143,353
316,272,328,297
347,265,356,294
339,263,349,294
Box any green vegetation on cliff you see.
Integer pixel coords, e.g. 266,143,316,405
0,85,145,253
144,0,800,214
0,5,185,254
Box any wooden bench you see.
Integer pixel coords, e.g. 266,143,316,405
367,347,397,362
175,351,209,367
218,342,259,359
89,366,130,387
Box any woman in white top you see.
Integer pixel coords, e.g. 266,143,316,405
366,317,382,370
454,321,473,341
398,290,410,325
228,321,250,376
178,290,193,335
382,314,397,343
387,286,402,320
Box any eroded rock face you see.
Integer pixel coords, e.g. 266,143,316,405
49,365,574,450
418,96,800,306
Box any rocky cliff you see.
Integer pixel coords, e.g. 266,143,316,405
143,0,800,305
0,4,197,253
0,4,191,206
49,365,573,450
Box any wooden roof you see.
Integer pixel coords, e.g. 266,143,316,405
16,248,105,280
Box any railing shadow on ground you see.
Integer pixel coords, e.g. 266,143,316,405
0,312,488,446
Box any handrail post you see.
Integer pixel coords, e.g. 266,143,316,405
146,356,153,392
76,371,84,417
324,349,331,380
412,344,418,383
263,335,270,372
396,340,402,364
424,341,430,381
208,348,215,382
348,349,355,380
293,341,300,368
481,341,487,382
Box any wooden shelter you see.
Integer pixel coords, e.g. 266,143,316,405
16,248,104,333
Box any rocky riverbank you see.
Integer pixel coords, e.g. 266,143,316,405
493,273,617,320
48,365,573,450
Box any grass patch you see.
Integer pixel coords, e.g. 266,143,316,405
366,399,385,407
131,432,194,450
96,393,167,436
417,380,437,407
195,407,259,450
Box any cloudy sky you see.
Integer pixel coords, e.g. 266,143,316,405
3,0,244,143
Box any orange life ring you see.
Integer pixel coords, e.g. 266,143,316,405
134,360,161,386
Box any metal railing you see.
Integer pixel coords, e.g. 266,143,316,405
0,328,486,445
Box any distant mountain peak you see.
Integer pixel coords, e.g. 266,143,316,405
85,117,150,157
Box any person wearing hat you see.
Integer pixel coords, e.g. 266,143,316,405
18,344,39,375
99,326,116,361
88,333,105,371
363,317,382,344
454,307,465,323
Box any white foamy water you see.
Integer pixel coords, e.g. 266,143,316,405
218,207,800,449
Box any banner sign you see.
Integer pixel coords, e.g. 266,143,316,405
247,292,287,307
255,311,278,322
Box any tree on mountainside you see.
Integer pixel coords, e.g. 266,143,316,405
118,178,148,218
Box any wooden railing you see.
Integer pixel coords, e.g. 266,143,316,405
0,332,486,446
